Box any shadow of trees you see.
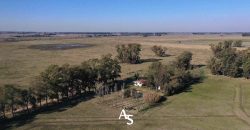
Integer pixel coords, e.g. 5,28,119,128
0,91,96,130
168,74,204,96
141,58,162,63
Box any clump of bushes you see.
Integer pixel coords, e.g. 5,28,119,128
175,51,193,70
208,40,250,78
147,51,200,95
151,45,167,57
233,40,243,47
116,43,141,64
143,92,161,105
208,41,241,77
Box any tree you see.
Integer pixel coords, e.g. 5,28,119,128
40,65,62,103
243,58,250,79
116,43,141,64
220,51,242,77
4,84,20,117
32,76,49,106
147,51,199,95
58,64,71,99
209,41,242,77
210,40,235,59
19,89,30,113
0,87,6,118
84,54,121,95
175,51,193,70
207,57,223,75
81,59,100,94
167,69,192,95
151,45,167,57
19,88,36,113
68,65,85,96
147,62,173,90
98,54,121,85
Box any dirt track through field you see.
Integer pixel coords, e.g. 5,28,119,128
234,86,250,126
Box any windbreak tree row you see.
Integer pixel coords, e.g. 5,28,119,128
0,54,121,118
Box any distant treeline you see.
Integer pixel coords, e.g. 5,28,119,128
242,33,250,37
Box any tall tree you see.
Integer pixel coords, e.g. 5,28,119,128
4,84,20,117
175,51,193,70
147,62,173,90
19,88,36,113
32,76,49,106
0,87,6,118
40,65,62,103
116,43,141,64
209,41,242,77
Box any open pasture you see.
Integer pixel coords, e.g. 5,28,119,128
2,34,250,129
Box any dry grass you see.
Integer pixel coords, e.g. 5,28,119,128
3,35,247,87
2,35,250,129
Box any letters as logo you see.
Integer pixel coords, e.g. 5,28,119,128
119,109,134,125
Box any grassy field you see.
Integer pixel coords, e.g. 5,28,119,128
2,34,250,129
7,73,250,130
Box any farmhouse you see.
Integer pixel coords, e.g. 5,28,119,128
133,79,146,87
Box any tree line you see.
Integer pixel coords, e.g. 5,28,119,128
208,40,250,78
0,54,121,118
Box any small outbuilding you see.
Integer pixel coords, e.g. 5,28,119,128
133,79,147,87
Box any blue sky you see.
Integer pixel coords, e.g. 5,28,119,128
0,0,250,32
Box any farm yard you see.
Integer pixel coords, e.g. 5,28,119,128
1,34,250,130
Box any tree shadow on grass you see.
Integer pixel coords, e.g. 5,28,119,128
140,58,162,63
168,75,205,96
192,64,206,69
0,91,96,130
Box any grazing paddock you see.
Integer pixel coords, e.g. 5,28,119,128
6,73,250,130
2,35,250,129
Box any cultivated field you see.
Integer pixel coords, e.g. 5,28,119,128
1,34,250,129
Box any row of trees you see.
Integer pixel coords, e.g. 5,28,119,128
116,43,141,64
208,41,250,78
0,54,121,118
147,51,199,95
0,85,36,118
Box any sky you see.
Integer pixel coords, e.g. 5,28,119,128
0,0,250,32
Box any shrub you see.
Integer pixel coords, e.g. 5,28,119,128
151,45,167,57
207,57,223,75
175,51,193,70
143,92,161,105
233,40,243,47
